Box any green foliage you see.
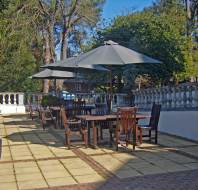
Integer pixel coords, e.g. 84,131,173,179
93,0,197,88
41,95,61,107
0,0,42,92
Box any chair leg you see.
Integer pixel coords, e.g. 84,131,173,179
149,130,151,142
100,127,103,140
139,128,142,144
155,130,158,144
97,128,99,141
115,129,119,151
136,127,138,144
65,134,70,149
109,127,113,146
84,131,88,148
41,120,45,130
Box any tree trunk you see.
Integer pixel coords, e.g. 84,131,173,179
43,31,52,93
60,13,69,60
58,19,69,90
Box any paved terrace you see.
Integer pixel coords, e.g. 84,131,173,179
1,114,198,190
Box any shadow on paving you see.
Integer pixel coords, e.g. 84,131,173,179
3,120,40,126
2,114,198,190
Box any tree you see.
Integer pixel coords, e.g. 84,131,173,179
92,0,196,91
0,0,42,92
59,0,105,60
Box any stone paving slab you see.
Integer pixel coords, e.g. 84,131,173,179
1,114,198,190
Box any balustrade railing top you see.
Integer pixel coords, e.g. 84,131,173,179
0,92,24,105
132,83,198,110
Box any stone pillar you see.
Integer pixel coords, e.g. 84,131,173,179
13,94,17,105
2,94,5,105
18,93,24,105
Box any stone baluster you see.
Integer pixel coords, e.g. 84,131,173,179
171,87,176,109
144,90,149,110
181,85,187,108
158,88,163,106
141,90,145,109
144,90,148,110
188,85,193,108
161,87,166,109
148,90,151,109
183,86,187,108
180,86,184,108
168,87,172,110
152,89,156,104
154,89,159,104
7,94,11,104
185,85,190,108
137,91,142,109
136,91,141,108
155,89,159,104
32,94,36,105
175,86,180,108
149,89,153,105
141,91,145,109
133,91,137,106
192,85,198,108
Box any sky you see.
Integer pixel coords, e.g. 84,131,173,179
102,0,154,20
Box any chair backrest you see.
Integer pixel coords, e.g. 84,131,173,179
117,107,137,134
95,103,108,115
40,107,53,124
73,99,85,116
60,107,69,130
149,103,161,129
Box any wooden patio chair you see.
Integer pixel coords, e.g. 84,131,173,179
138,103,161,144
73,99,86,116
39,107,57,130
60,107,88,149
95,103,111,141
28,104,38,120
115,107,137,150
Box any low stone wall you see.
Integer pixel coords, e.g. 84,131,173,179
141,110,198,141
158,111,198,141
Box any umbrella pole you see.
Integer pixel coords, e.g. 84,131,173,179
109,66,113,113
54,79,57,96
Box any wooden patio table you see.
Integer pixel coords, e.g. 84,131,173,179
76,113,150,149
50,105,95,128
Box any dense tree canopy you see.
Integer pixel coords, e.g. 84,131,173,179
0,0,197,92
0,0,105,92
90,0,198,91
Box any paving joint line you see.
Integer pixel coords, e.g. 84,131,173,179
48,126,118,181
15,120,50,188
33,127,79,184
156,143,198,161
3,119,19,190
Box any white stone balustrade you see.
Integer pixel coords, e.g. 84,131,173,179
0,92,25,114
132,83,198,110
